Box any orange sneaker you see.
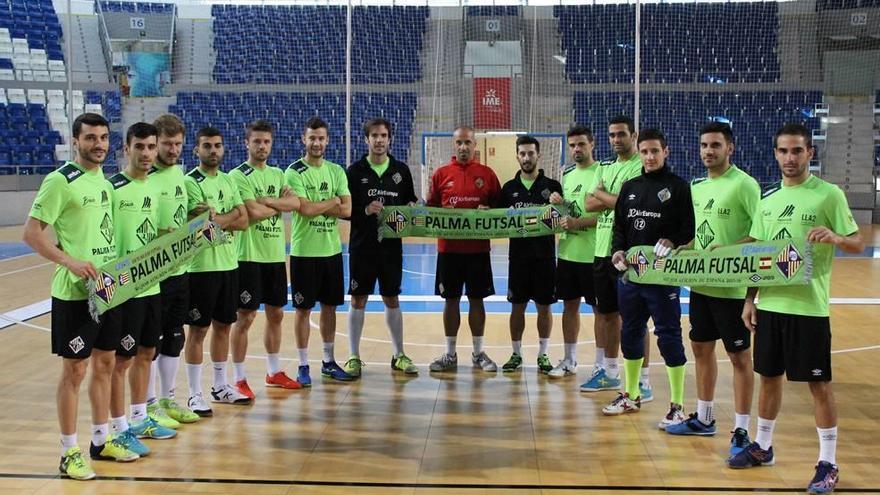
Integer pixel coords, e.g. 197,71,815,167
265,371,302,390
235,379,256,400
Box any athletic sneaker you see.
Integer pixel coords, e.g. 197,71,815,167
579,367,621,391
502,353,523,372
547,360,577,378
157,397,200,424
726,442,775,469
210,384,252,405
266,371,303,389
665,413,715,435
640,382,654,403
321,361,355,381
658,403,687,430
115,429,150,457
146,402,180,430
297,365,312,387
235,379,255,400
536,354,553,374
429,353,458,372
472,351,498,372
187,393,213,417
807,461,839,494
343,356,364,378
729,428,752,457
602,393,641,415
59,446,96,480
130,417,177,439
89,436,139,462
391,354,418,375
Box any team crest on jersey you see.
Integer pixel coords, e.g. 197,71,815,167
350,279,359,291
293,292,305,305
657,188,671,202
189,308,201,321
385,210,408,233
541,189,551,200
627,250,650,277
776,243,804,280
474,177,484,189
392,172,402,184
68,336,85,354
100,213,114,245
696,220,715,249
240,290,252,304
120,334,136,352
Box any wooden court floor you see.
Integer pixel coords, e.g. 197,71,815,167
0,225,878,495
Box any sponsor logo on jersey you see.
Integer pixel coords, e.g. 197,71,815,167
175,185,184,198
267,185,277,196
572,184,582,194
704,199,715,211
101,190,109,205
142,197,152,210
319,182,329,192
778,204,795,219
627,193,636,201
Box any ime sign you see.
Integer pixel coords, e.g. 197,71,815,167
474,78,511,129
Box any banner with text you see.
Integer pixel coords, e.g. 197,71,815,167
474,77,511,129
379,205,568,240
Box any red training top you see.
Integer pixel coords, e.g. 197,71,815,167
427,156,501,253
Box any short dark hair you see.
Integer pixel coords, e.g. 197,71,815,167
153,113,185,138
72,113,109,139
363,118,392,138
246,119,274,139
516,135,540,153
567,124,594,142
125,122,158,145
774,123,812,149
453,124,475,135
637,128,667,148
700,121,734,143
608,115,635,134
304,117,328,133
196,126,223,142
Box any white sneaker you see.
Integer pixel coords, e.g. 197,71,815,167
429,353,458,372
210,384,252,405
602,392,641,416
547,360,578,378
658,403,686,430
471,351,498,372
187,392,213,417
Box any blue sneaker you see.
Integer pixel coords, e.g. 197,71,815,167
639,382,654,403
807,461,839,494
297,365,312,387
130,417,177,440
727,442,775,469
666,413,717,436
321,361,355,381
579,368,621,392
116,429,150,457
729,428,751,457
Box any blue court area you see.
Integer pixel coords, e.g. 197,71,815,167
0,242,33,260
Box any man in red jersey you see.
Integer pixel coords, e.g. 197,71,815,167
428,126,501,373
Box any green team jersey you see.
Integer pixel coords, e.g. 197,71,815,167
589,153,642,257
29,162,116,301
285,158,350,257
749,175,858,317
229,162,286,263
558,162,600,263
690,165,761,299
109,172,160,297
369,157,389,178
148,163,188,276
185,166,243,272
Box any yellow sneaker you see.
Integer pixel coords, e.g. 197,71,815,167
59,446,96,480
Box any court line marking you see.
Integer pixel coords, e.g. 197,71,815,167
0,261,52,277
0,252,36,263
0,473,875,492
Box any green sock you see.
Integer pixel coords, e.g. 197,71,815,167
624,358,643,398
666,365,686,405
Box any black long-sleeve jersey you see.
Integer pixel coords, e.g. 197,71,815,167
611,165,694,254
499,169,563,259
346,153,418,254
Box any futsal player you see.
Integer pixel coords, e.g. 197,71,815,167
344,117,419,377
285,117,354,384
729,124,863,495
427,125,502,373
229,119,302,396
184,127,250,416
499,135,561,374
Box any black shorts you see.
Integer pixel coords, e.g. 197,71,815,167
238,261,288,310
112,295,162,357
51,298,120,359
593,257,621,314
289,254,344,308
186,269,239,327
160,272,189,334
435,252,495,299
508,256,556,305
753,309,832,382
556,259,596,305
689,292,751,353
348,250,403,297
